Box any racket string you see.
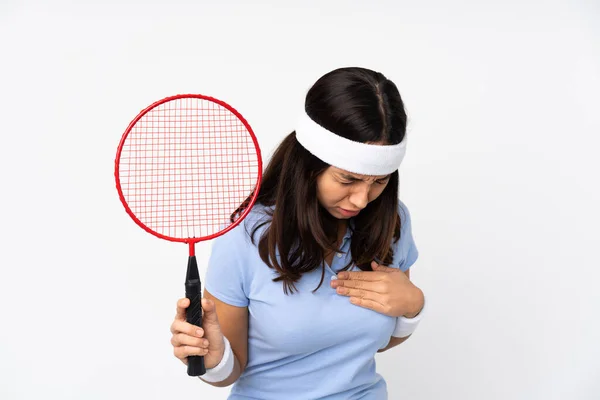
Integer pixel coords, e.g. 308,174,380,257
118,97,260,239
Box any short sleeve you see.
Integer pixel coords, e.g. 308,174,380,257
204,224,252,307
392,200,419,272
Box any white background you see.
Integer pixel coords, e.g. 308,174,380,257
1,0,599,399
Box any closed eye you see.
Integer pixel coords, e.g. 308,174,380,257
339,178,388,186
336,172,390,185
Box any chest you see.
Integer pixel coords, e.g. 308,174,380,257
245,260,395,354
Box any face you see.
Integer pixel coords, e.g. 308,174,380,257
316,166,391,219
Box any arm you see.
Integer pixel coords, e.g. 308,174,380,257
200,289,249,387
377,268,421,353
377,336,411,352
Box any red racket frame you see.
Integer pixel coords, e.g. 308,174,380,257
114,93,263,256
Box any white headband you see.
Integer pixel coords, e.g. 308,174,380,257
295,111,407,175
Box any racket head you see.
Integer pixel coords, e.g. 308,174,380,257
114,94,262,244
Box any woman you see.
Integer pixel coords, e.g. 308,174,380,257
170,67,426,399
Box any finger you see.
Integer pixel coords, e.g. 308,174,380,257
174,345,209,360
175,298,190,321
371,261,396,272
349,296,389,314
170,319,204,337
200,298,220,326
171,333,209,349
336,270,384,281
336,286,384,302
332,278,387,293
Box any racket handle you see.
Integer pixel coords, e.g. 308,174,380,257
185,255,206,376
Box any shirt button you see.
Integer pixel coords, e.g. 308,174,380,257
336,253,342,258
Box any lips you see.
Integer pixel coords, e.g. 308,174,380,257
338,207,360,217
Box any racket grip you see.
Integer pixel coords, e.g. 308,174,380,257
185,256,206,376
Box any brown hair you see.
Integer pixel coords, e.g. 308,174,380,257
235,67,408,294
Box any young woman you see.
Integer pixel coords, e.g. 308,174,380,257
170,67,426,399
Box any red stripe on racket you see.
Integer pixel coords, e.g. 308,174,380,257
114,94,262,377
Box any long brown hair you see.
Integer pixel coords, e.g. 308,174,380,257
235,67,408,294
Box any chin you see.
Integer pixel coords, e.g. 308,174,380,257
323,208,344,220
335,214,352,220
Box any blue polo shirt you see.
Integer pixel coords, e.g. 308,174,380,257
204,200,418,399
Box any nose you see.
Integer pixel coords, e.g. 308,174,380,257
349,184,369,210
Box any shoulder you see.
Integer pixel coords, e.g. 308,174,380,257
397,199,414,229
205,204,273,306
213,203,272,248
392,198,418,271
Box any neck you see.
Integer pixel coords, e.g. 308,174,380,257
337,220,348,243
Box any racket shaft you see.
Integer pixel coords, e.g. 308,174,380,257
185,256,206,376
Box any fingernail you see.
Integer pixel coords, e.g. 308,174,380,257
196,329,203,336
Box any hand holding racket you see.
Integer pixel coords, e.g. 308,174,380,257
170,296,226,370
114,94,262,376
